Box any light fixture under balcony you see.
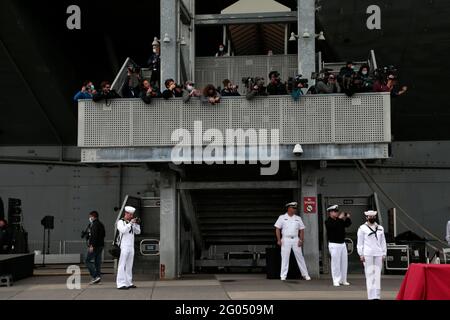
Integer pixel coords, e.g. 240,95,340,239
163,33,171,43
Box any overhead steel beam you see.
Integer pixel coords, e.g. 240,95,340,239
195,12,298,25
179,0,192,25
177,181,298,190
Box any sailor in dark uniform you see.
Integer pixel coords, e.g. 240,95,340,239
147,37,161,87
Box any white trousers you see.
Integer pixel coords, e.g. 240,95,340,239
363,256,383,300
116,247,135,288
280,237,309,279
328,242,348,285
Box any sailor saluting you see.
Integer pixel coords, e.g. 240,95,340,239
357,210,387,300
116,206,141,290
274,202,311,281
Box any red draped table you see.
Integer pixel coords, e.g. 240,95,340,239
396,263,450,300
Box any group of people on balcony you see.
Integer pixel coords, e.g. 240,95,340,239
73,37,407,105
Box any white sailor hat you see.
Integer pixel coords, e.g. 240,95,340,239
327,205,339,212
124,206,136,214
285,202,298,209
364,210,377,217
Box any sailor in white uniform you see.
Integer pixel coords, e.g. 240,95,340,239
116,206,141,290
274,202,311,281
357,210,387,300
446,220,450,245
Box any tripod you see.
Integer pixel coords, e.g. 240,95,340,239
41,227,51,267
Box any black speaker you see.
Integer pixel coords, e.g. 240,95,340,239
41,216,54,229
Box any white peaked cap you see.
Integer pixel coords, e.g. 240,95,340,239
124,206,136,214
327,205,339,212
285,202,298,208
364,210,377,216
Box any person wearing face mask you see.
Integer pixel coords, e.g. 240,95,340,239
357,211,387,300
355,65,374,93
147,37,161,87
182,81,202,103
84,211,106,285
339,61,356,94
374,74,408,97
215,44,229,57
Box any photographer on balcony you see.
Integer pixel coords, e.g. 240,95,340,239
201,84,221,105
93,81,120,103
354,65,374,93
182,81,202,103
315,74,341,94
139,79,161,104
74,81,97,102
287,75,309,101
267,71,288,95
244,77,267,100
221,79,240,97
374,74,408,97
122,65,141,98
162,78,183,100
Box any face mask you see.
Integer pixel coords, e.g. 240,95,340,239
89,217,94,223
219,47,224,52
186,85,193,91
362,71,368,75
153,48,158,54
368,218,376,224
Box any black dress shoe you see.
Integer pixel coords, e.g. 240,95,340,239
118,286,129,290
128,285,137,289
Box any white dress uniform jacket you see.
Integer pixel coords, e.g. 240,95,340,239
116,219,141,288
357,222,387,300
274,213,310,280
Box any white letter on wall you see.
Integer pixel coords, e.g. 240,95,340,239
66,5,81,30
366,5,381,30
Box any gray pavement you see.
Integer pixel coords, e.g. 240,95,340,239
0,273,404,300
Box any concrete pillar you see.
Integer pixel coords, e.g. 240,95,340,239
161,0,179,83
297,0,316,83
300,164,320,278
159,169,178,279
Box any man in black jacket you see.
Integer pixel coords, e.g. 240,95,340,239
85,211,106,284
325,205,352,287
93,81,120,103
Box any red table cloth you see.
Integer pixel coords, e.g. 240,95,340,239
396,263,450,300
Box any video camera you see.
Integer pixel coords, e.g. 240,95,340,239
287,75,309,92
374,65,398,81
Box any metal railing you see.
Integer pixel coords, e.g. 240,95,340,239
195,54,298,94
78,93,391,148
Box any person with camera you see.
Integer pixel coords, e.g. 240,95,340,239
354,65,374,93
84,211,105,285
0,219,12,254
182,81,202,103
116,206,141,290
201,84,221,105
221,79,240,97
267,71,287,96
162,79,183,100
122,65,141,98
245,77,267,100
147,37,161,87
139,79,161,104
374,74,408,97
73,81,97,102
288,75,309,101
93,81,120,103
325,205,352,287
315,74,341,94
357,211,387,300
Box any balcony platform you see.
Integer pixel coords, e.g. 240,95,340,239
78,93,391,163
